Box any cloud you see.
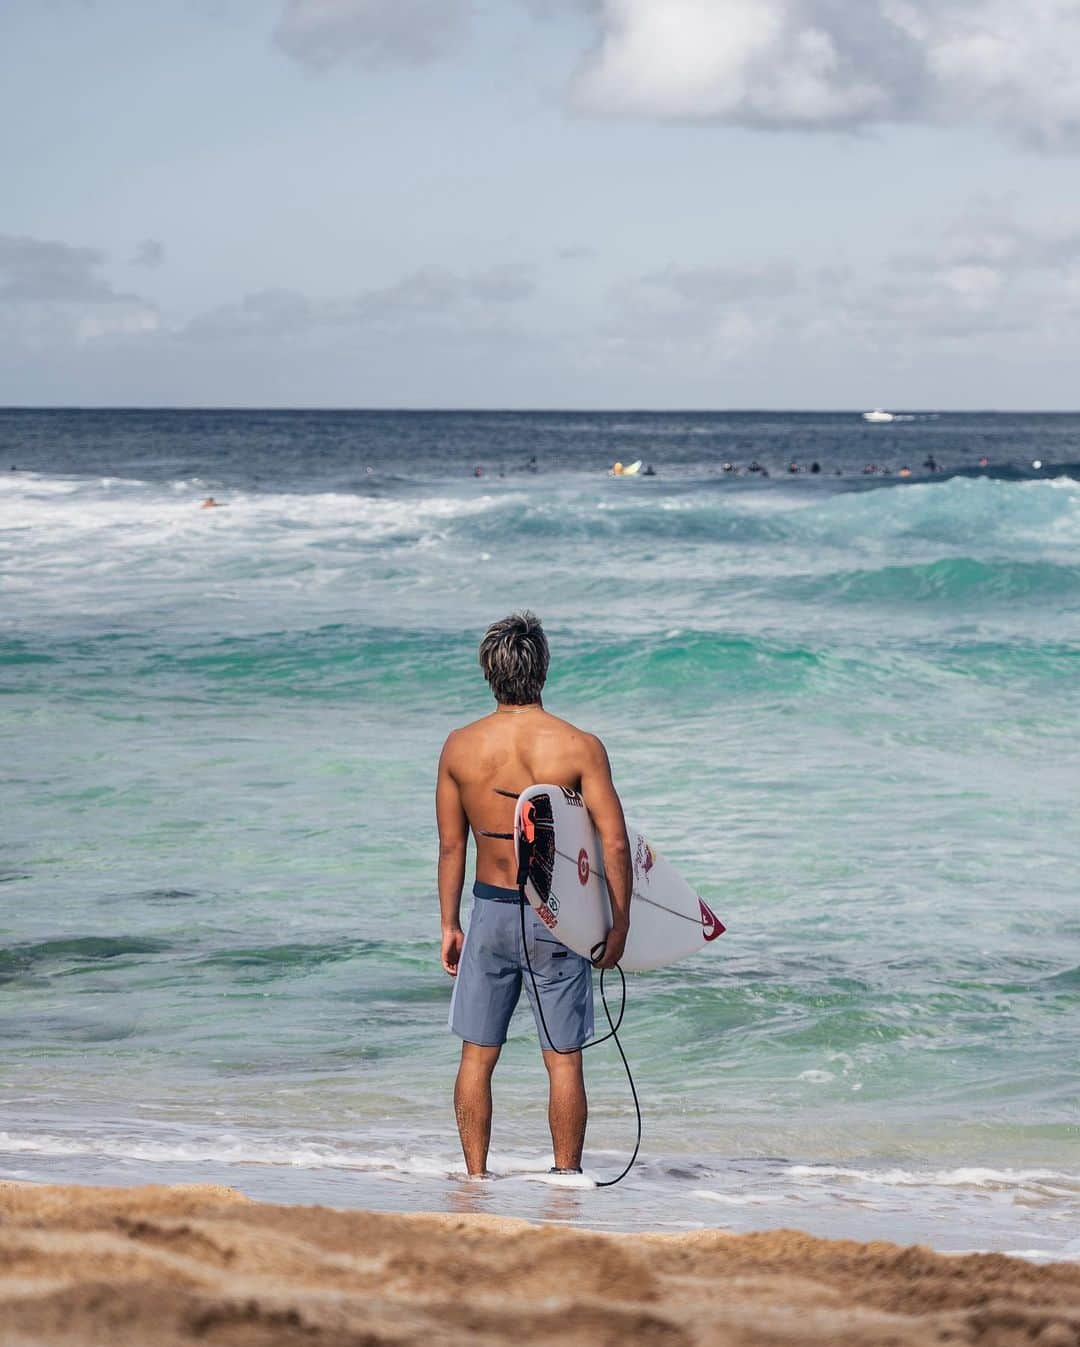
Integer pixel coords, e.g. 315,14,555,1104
269,0,1080,149
183,263,537,340
467,263,537,304
0,233,159,349
864,203,1080,339
184,287,316,340
598,200,1080,374
0,234,120,304
645,261,798,304
601,259,797,368
131,238,165,269
894,203,1080,276
274,0,473,70
75,310,161,343
573,0,1080,148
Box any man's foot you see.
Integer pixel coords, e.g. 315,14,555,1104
549,1166,583,1175
466,1169,495,1180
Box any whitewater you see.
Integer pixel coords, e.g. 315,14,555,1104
1,409,1078,1259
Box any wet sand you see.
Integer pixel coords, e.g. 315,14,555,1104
1,1180,1078,1346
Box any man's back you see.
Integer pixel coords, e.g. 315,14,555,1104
441,707,610,890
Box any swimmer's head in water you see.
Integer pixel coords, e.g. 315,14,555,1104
479,611,549,706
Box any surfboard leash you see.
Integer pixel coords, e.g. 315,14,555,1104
515,837,642,1189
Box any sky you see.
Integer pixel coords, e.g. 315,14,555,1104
2,0,1079,409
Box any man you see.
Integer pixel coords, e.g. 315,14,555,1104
435,612,631,1178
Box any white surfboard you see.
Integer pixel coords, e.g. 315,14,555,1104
513,784,725,972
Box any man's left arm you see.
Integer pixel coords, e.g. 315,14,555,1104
436,734,468,977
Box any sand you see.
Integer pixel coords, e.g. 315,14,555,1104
1,1181,1078,1346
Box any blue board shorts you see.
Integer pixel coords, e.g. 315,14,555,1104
449,882,595,1052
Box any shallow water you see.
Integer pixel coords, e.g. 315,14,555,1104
2,409,1078,1258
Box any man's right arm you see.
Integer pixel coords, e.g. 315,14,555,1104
579,734,631,969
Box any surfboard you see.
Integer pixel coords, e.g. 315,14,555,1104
513,784,725,972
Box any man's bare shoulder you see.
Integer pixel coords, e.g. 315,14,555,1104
537,711,605,756
447,713,496,740
439,714,493,761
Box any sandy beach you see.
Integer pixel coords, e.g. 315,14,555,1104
1,1181,1078,1346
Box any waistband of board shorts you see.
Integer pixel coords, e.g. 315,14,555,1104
473,881,524,904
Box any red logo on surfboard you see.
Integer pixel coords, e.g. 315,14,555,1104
699,898,725,941
634,836,656,880
577,849,590,885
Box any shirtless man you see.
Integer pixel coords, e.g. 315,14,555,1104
436,612,631,1178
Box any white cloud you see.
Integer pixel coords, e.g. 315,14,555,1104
573,0,1080,146
269,0,1080,148
274,0,473,70
865,204,1080,340
600,200,1080,373
76,310,160,344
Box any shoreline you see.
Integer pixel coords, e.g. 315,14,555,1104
2,1181,1078,1346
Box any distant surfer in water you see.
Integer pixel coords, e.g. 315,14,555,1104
435,612,631,1178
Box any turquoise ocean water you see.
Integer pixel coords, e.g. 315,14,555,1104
2,410,1078,1257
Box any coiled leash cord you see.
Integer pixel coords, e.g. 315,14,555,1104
516,886,642,1189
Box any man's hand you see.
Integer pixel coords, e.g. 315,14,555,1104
442,927,465,977
592,922,628,970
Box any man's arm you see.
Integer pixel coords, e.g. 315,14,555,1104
436,734,469,977
579,734,631,969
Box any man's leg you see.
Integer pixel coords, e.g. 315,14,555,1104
542,1048,587,1172
454,1041,502,1176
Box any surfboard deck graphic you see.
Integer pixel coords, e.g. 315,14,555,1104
514,784,725,972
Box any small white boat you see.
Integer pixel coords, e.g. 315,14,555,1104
862,409,895,424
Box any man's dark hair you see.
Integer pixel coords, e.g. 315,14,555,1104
479,611,549,705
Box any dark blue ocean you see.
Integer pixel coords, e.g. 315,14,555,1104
2,409,1078,1259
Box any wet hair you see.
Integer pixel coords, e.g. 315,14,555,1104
479,611,549,705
